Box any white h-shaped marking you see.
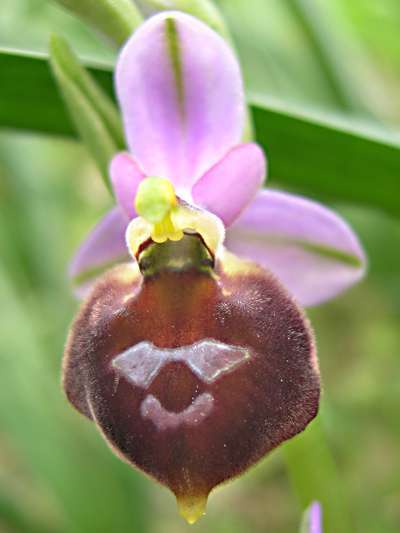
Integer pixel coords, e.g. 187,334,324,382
111,339,251,430
112,339,251,388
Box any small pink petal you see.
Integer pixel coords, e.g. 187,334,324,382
110,152,145,219
192,143,266,227
308,502,323,533
115,11,244,191
225,190,366,306
69,207,129,298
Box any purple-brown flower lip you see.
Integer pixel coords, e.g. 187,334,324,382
64,257,320,523
112,339,251,431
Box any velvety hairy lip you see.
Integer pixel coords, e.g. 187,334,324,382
64,255,320,525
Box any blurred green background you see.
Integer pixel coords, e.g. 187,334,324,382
0,0,399,532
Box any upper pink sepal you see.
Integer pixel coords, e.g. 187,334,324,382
225,190,366,306
115,11,244,193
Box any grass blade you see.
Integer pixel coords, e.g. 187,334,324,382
283,413,352,533
49,36,125,189
1,49,400,215
53,0,143,47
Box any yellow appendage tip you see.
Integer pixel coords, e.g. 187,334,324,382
177,494,208,525
151,210,184,243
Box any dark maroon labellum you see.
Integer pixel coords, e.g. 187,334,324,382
63,236,320,523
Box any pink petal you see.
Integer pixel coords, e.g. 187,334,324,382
110,152,145,219
308,502,323,533
225,190,366,307
115,11,244,193
69,207,129,298
192,143,266,227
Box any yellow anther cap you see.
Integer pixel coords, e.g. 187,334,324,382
134,177,183,243
135,177,177,224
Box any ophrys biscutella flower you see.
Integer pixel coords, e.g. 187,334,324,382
302,501,323,533
64,12,365,523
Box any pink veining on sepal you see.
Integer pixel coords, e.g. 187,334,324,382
115,11,244,192
225,190,366,307
192,143,266,227
110,152,145,219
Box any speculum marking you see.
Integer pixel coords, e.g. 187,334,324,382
140,393,214,430
112,339,251,430
112,339,251,387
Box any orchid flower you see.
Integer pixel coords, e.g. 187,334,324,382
64,12,365,524
301,501,323,533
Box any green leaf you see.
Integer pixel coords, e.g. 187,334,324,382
0,489,54,533
283,413,352,533
53,0,143,47
251,94,400,217
1,49,400,216
283,0,356,112
49,36,125,190
283,0,377,116
0,48,112,136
